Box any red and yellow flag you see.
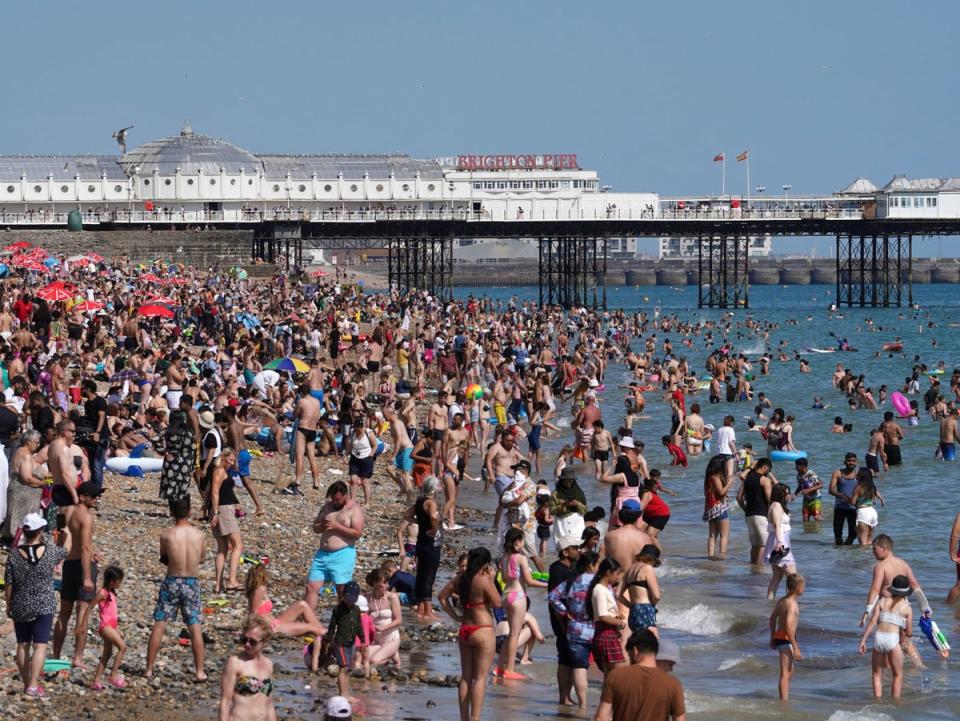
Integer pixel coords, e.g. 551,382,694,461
736,150,749,162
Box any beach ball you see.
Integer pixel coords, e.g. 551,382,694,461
466,383,483,401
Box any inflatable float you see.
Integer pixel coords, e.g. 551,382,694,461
920,616,950,655
770,450,807,463
882,342,903,352
890,391,911,417
929,369,945,376
106,456,163,475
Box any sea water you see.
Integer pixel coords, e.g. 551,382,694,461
295,285,960,720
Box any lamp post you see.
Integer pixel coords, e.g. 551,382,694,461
782,184,792,208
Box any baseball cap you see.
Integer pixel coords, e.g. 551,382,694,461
342,581,361,604
510,460,532,472
325,696,353,718
557,536,581,552
618,437,635,449
621,498,642,511
657,638,681,666
77,481,103,498
21,512,47,531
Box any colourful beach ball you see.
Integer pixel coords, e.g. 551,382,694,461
466,384,484,400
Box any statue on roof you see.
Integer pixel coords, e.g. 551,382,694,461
112,125,134,155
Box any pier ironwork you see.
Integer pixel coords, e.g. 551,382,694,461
387,236,453,300
252,222,302,269
538,236,607,309
698,235,750,309
835,234,911,308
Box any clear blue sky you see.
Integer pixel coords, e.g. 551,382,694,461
3,1,957,255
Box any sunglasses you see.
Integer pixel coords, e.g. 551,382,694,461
237,635,263,646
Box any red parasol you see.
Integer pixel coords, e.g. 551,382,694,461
164,277,189,285
138,304,175,318
20,260,48,273
310,270,330,277
141,273,162,283
4,241,30,252
36,286,73,302
147,295,179,306
73,300,104,312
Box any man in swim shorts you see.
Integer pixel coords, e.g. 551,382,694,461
305,481,365,606
294,383,322,491
384,403,414,496
880,412,903,467
938,408,960,461
145,497,207,681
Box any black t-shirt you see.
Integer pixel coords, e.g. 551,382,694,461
84,395,108,431
32,406,55,436
743,470,769,517
0,406,18,444
547,559,575,636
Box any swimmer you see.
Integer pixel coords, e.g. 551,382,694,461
769,573,804,701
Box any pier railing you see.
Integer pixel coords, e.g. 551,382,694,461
0,206,867,226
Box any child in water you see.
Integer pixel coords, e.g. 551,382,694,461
769,573,804,701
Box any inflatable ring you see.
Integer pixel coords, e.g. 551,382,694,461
770,450,807,462
106,456,164,474
890,391,911,417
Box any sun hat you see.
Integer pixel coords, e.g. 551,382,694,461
325,696,353,718
888,575,914,597
618,437,635,449
22,512,47,531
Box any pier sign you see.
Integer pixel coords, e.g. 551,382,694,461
454,154,579,171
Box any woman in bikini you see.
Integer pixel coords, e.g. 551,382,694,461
619,544,662,637
244,564,326,638
496,527,547,679
439,547,500,721
218,615,277,721
363,569,403,671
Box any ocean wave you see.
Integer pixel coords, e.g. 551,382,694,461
826,709,896,721
657,603,738,636
716,655,766,672
657,564,700,579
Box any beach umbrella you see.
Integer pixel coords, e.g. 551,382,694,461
138,304,175,318
0,264,8,278
264,357,310,373
147,295,179,306
20,260,48,273
37,286,73,302
310,270,330,277
164,277,189,286
141,273,162,283
42,257,58,268
236,312,261,329
4,241,30,252
73,300,104,312
110,368,142,383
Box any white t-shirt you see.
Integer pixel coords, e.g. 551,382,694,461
716,425,736,455
591,584,619,621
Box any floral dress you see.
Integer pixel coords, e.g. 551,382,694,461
159,427,196,501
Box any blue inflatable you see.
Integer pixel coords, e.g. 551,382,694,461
770,450,807,463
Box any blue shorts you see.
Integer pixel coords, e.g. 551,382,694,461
308,546,357,586
568,638,592,670
941,442,956,461
393,447,414,473
628,603,658,632
494,474,513,496
14,613,54,644
310,389,325,404
238,449,252,477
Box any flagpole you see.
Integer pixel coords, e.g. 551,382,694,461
746,157,750,200
722,157,726,197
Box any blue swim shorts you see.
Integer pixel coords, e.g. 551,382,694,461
308,546,357,585
309,389,325,404
238,449,252,477
393,447,414,473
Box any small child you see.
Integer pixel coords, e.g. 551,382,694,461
769,572,804,701
355,595,376,676
858,575,912,698
535,489,554,560
793,458,823,521
323,581,363,697
591,420,613,481
738,442,754,472
381,560,415,606
662,434,688,467
79,566,128,690
396,515,419,574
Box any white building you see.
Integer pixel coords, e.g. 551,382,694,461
659,235,772,259
0,128,659,232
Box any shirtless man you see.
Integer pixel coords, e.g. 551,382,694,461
52,481,101,668
861,534,939,663
384,403,414,497
938,408,960,461
49,419,80,511
865,426,889,473
121,315,140,352
145,497,207,681
492,371,510,427
305,481,365,605
948,512,960,604
591,420,613,481
307,357,329,403
604,500,655,572
880,411,904,467
164,354,186,410
440,413,470,530
0,305,13,339
51,355,69,414
9,326,38,356
484,429,523,529
293,383,322,491
223,405,263,515
427,396,449,476
575,393,602,430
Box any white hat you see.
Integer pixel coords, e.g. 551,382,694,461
356,595,369,613
588,378,600,388
557,536,581,552
657,638,681,666
21,512,47,531
325,696,353,718
618,436,635,449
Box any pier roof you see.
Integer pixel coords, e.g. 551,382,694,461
0,156,125,181
120,124,259,175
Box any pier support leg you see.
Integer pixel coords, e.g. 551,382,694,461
537,236,606,309
698,236,749,309
387,236,453,299
836,233,906,307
